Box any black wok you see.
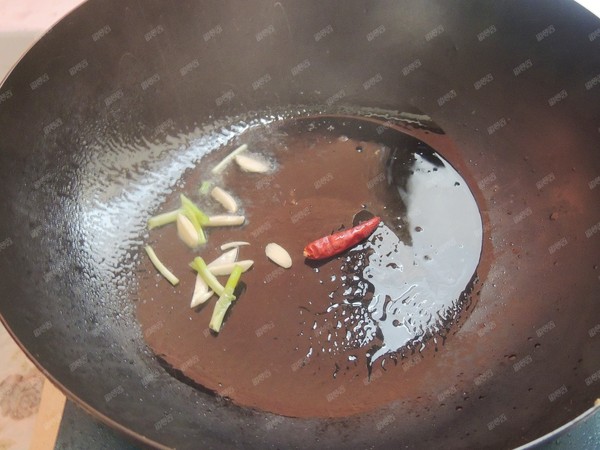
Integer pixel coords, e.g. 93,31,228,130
0,0,599,448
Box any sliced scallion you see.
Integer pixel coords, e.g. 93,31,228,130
180,194,209,226
209,265,243,332
197,225,207,245
148,209,181,230
190,257,225,296
145,245,179,286
220,241,250,251
211,144,248,175
199,181,213,195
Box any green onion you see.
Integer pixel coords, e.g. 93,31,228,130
145,245,179,286
189,257,225,296
148,209,181,230
209,265,243,332
180,194,209,226
224,265,243,291
181,202,201,232
211,144,248,175
197,225,207,245
180,194,209,246
199,181,212,195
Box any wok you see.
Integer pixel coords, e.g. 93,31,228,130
0,0,599,448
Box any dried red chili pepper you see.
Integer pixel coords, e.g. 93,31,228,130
303,216,381,260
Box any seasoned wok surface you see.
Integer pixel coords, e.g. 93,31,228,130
0,0,598,448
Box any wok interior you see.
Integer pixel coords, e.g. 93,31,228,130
0,0,598,448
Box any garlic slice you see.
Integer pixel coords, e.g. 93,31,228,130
208,260,254,276
206,215,245,227
265,243,292,269
220,241,250,251
191,291,214,308
190,274,214,308
207,248,239,268
194,272,209,294
234,153,270,173
176,213,199,248
211,186,238,213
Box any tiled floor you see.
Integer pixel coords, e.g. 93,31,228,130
0,327,43,450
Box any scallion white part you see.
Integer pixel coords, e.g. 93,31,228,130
209,265,243,332
148,209,181,230
145,245,179,286
190,257,225,296
211,144,248,175
220,241,250,251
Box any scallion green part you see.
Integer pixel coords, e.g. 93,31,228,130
180,194,210,226
199,181,212,195
181,204,201,233
189,257,225,296
148,209,181,230
224,265,243,292
197,225,207,245
211,144,248,175
209,265,243,332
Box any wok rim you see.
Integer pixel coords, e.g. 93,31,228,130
5,304,598,450
0,3,171,446
516,400,600,449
